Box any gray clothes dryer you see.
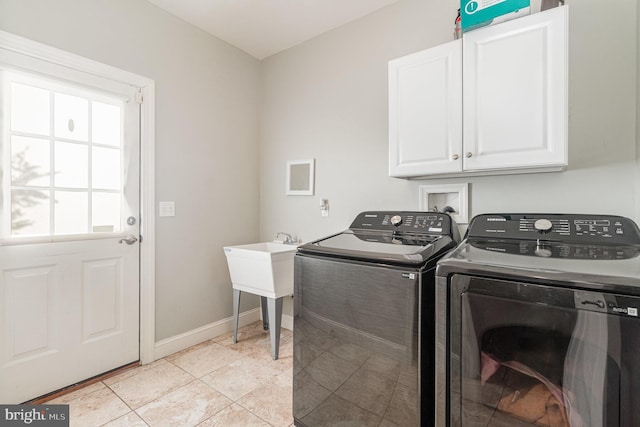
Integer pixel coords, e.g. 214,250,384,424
435,213,640,427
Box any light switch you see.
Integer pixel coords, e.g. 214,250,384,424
159,201,175,217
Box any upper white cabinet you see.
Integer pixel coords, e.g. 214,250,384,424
389,40,462,177
463,6,568,172
389,6,568,178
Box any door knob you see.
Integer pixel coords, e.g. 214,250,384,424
119,234,138,245
466,152,473,158
452,154,459,160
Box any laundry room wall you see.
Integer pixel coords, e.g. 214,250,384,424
0,0,261,342
259,0,638,317
2,0,636,344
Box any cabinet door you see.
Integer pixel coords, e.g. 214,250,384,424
389,40,462,177
463,6,568,172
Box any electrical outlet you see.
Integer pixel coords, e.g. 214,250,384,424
320,198,329,217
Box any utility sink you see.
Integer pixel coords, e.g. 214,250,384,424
223,242,297,299
224,241,298,360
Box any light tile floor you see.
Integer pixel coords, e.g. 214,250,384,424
48,322,294,427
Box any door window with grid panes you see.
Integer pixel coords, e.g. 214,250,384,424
2,71,125,238
0,36,143,403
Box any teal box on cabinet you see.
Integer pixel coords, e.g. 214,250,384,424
461,0,531,32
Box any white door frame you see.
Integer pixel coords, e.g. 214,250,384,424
0,30,157,364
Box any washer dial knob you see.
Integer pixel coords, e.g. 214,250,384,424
535,245,553,258
534,219,553,233
390,215,403,227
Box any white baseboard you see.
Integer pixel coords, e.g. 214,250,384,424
153,308,260,360
154,308,296,361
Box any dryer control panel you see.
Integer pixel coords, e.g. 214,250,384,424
467,213,640,245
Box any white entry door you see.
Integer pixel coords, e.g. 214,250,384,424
0,62,141,403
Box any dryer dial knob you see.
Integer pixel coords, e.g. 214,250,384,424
534,219,553,233
390,215,403,226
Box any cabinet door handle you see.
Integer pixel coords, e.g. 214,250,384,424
451,154,459,160
466,152,473,158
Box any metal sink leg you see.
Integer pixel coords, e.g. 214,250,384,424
232,290,283,360
260,297,269,330
232,289,241,344
267,296,283,360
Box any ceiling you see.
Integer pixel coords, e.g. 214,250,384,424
147,0,400,60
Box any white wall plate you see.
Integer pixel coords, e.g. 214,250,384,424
419,183,469,224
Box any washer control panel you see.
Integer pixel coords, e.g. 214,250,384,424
350,211,452,235
468,214,640,245
471,240,640,260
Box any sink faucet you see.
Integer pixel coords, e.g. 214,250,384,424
275,232,296,244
